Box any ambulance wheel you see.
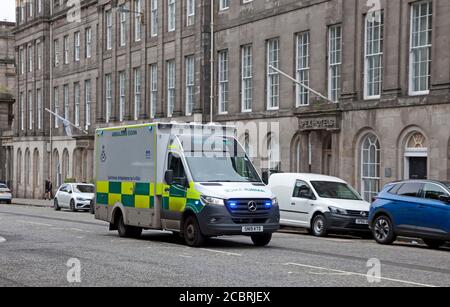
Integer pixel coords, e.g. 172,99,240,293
117,214,142,238
183,215,205,247
251,234,272,247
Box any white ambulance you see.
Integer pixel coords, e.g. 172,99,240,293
94,123,280,247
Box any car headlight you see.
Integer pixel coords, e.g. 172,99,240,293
329,206,348,215
271,197,278,206
200,195,225,206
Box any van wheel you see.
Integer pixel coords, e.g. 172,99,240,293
311,214,328,237
183,215,205,247
117,214,142,238
251,234,272,247
423,239,445,249
372,215,396,245
54,198,61,211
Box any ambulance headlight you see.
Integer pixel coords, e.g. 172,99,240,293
200,195,225,206
271,197,279,207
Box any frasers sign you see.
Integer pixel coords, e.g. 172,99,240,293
298,117,340,131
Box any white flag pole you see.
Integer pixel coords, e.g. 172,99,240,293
45,108,89,135
268,65,336,105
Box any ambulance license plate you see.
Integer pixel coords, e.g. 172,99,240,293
242,226,264,233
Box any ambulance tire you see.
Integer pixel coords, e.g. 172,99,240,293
117,214,142,239
251,234,272,247
183,215,205,247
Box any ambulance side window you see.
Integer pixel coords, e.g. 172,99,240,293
168,154,187,187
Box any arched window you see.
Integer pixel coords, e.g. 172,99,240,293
62,149,70,181
267,133,280,171
33,149,40,190
17,149,22,185
25,149,30,186
73,149,83,182
244,133,250,156
53,149,60,187
361,134,381,202
291,135,302,172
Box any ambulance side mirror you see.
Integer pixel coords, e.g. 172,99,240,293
165,170,174,185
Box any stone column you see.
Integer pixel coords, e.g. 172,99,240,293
430,0,450,94
340,0,358,102
382,0,402,98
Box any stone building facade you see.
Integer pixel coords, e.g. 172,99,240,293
10,0,450,201
0,21,15,189
12,0,212,198
213,0,450,201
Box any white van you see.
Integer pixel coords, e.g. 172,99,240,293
269,173,370,237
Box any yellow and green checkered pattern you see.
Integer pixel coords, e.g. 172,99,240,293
96,181,204,213
96,181,155,209
162,182,204,213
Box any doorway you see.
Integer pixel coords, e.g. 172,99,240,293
322,134,332,176
409,157,427,180
404,132,428,180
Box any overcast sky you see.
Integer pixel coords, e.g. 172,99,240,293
0,0,16,22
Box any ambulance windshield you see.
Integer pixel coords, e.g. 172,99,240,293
179,135,261,183
186,155,261,183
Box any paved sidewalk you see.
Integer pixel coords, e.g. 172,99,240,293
10,198,53,208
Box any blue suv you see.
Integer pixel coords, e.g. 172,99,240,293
369,180,450,249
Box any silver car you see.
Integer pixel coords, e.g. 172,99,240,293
0,184,12,204
54,183,95,212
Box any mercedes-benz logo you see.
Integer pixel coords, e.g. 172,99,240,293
248,201,258,212
360,211,367,217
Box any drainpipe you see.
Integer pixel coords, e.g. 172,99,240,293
49,6,53,190
209,0,214,123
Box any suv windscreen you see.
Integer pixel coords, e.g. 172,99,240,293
310,181,362,200
395,182,423,197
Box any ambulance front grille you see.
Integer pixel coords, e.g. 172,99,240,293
225,199,272,221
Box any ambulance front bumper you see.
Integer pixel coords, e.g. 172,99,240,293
196,204,280,237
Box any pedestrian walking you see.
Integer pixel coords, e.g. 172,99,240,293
45,179,53,200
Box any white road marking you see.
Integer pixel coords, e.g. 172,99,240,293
285,262,436,287
178,254,193,258
19,220,53,227
70,228,92,233
0,236,6,243
200,248,242,257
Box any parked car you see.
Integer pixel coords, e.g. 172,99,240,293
54,183,95,212
369,180,450,249
0,184,12,204
269,173,370,237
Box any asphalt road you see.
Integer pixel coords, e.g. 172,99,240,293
0,204,449,287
